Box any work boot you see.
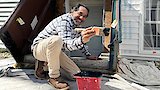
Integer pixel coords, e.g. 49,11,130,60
34,60,49,79
48,77,69,90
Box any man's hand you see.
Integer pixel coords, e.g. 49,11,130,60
81,27,96,43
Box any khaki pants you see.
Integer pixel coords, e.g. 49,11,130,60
33,35,80,78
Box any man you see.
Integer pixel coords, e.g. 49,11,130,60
31,3,96,89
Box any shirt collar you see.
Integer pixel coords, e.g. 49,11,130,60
68,13,78,27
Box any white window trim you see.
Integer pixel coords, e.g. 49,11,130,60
139,0,160,55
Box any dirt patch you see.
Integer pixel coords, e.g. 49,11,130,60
0,48,12,60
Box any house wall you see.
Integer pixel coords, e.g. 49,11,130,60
0,0,20,48
120,0,160,59
120,0,142,55
0,0,20,28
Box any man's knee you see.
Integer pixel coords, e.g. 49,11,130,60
48,36,63,47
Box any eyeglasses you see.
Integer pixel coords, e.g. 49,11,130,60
77,12,88,18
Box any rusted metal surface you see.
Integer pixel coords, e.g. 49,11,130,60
0,0,64,63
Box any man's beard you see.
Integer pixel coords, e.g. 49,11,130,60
74,19,84,26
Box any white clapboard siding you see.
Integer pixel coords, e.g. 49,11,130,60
0,3,18,8
0,8,16,12
120,50,139,56
120,0,142,56
121,0,143,5
122,16,140,22
122,27,139,33
0,22,4,25
0,0,20,48
121,5,141,10
122,33,139,39
0,0,20,2
121,39,139,45
0,17,9,21
122,21,140,28
0,13,11,16
120,44,139,50
0,0,19,28
121,11,141,16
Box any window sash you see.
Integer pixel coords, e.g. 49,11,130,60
144,0,160,50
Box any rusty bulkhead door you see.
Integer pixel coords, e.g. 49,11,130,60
0,0,64,63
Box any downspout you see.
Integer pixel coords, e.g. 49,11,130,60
118,0,122,43
108,0,120,72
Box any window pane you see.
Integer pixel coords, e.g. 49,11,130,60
144,36,153,49
146,0,160,8
145,0,160,21
158,35,160,48
144,0,160,50
144,24,156,35
144,36,157,50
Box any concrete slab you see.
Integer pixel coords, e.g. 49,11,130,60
0,69,54,90
0,57,118,90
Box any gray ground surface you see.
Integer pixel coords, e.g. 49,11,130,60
0,57,117,90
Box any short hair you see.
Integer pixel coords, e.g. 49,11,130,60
70,3,89,13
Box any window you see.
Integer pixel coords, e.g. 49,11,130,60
143,0,160,54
